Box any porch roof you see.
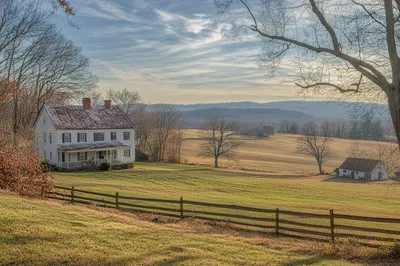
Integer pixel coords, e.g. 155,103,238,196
58,142,131,152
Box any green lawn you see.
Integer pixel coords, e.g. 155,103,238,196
53,162,400,217
0,191,360,266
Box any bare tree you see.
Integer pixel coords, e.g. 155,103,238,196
216,0,400,148
147,105,183,162
297,121,332,174
199,116,243,168
0,0,96,144
107,88,143,116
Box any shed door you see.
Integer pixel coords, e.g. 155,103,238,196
351,171,355,179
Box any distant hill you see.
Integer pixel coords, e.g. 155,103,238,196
159,101,389,119
183,107,314,128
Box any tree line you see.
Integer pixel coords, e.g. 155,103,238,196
278,114,389,142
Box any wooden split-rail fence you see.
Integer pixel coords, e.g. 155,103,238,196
48,186,400,245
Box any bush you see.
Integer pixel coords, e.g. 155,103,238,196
99,162,111,171
135,149,149,161
121,163,129,169
0,146,53,197
40,160,50,172
333,168,339,176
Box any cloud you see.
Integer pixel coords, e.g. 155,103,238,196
57,0,301,104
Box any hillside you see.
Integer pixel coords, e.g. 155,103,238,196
183,107,314,128
181,131,399,174
0,191,358,266
159,101,389,119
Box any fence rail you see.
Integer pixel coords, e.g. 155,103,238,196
49,186,400,244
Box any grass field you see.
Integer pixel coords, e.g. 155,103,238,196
4,133,400,265
53,163,400,218
1,191,368,266
181,131,398,174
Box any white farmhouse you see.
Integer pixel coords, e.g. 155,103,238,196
338,157,389,181
34,98,135,170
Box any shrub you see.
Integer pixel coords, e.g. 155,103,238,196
40,160,50,172
99,162,111,171
0,146,53,197
135,149,149,161
333,168,339,176
121,163,129,169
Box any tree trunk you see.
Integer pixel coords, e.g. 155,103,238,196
318,161,323,175
388,87,400,149
214,157,219,168
12,98,18,146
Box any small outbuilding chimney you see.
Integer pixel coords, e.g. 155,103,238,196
82,98,91,110
104,100,111,109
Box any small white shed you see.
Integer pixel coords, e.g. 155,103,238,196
338,158,389,181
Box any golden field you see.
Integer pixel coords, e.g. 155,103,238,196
181,130,398,175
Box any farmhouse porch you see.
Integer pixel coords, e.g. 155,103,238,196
56,142,133,169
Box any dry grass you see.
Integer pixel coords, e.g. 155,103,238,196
2,190,400,265
181,130,398,175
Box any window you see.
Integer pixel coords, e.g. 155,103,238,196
77,133,86,142
49,133,52,144
343,170,346,173
111,132,117,141
124,149,130,157
77,152,87,161
94,132,105,141
50,151,52,160
62,133,71,143
43,132,46,143
124,132,130,140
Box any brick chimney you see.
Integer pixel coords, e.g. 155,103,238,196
104,100,111,109
82,98,91,110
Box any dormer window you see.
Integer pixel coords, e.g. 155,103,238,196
94,132,105,142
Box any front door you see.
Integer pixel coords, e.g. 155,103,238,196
99,151,105,159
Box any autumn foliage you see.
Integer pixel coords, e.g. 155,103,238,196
0,145,53,197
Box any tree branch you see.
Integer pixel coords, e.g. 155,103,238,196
295,82,359,93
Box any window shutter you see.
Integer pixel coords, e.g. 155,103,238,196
62,133,65,143
77,152,80,161
85,152,87,160
85,133,87,142
69,133,71,143
77,133,80,142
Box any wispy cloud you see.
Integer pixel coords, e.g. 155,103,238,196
55,0,300,103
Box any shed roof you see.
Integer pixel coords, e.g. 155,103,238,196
58,142,130,152
339,157,381,173
45,105,134,130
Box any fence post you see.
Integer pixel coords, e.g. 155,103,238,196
116,192,119,210
71,186,74,204
275,208,279,236
180,197,184,219
330,209,335,242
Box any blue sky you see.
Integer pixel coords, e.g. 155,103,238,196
55,0,301,104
